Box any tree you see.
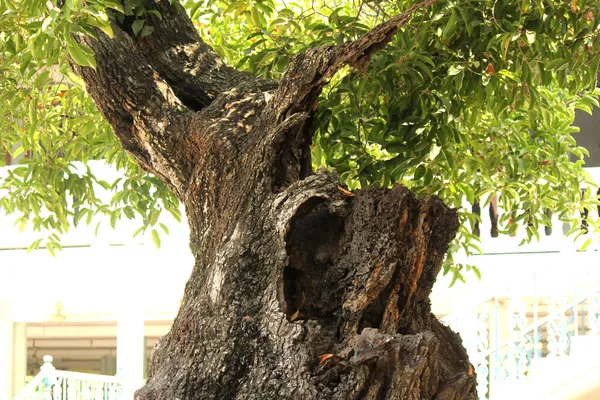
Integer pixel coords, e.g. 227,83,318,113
1,0,599,398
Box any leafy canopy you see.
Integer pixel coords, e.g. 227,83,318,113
0,0,599,281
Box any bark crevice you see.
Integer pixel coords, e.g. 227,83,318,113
284,196,345,321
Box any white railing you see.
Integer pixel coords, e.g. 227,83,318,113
441,261,600,400
15,356,120,400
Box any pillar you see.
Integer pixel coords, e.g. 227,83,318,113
143,337,148,380
0,303,28,399
0,301,14,400
12,322,28,395
116,304,145,398
453,296,480,360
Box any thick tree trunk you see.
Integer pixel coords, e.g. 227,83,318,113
139,174,474,399
71,1,477,398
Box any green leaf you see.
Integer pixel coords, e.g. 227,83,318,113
151,228,161,248
413,165,426,180
87,16,114,38
132,226,145,238
442,9,459,42
67,41,96,69
33,71,51,88
470,265,481,280
159,222,169,235
147,10,162,20
544,58,568,71
47,241,56,257
580,238,593,252
132,19,145,36
102,0,124,13
110,210,117,229
27,238,43,253
140,25,154,37
457,7,473,37
148,208,159,226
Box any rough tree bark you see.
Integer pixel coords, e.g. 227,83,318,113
71,0,477,398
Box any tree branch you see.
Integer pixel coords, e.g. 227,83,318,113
71,24,194,194
72,0,435,195
262,0,436,190
273,0,436,118
131,1,275,111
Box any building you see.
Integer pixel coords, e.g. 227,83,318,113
430,107,600,399
0,162,193,399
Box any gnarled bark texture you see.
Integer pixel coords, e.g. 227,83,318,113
72,0,477,398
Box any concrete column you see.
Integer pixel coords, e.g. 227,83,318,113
0,302,14,400
454,297,479,360
143,336,148,380
12,322,28,396
116,304,145,398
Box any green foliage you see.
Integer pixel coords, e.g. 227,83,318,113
186,0,600,281
0,0,180,250
1,0,599,280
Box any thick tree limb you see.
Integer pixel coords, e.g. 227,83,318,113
132,0,275,111
73,0,435,194
71,25,193,193
262,0,436,189
272,0,437,118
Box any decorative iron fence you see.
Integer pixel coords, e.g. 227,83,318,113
442,263,600,400
14,356,120,400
